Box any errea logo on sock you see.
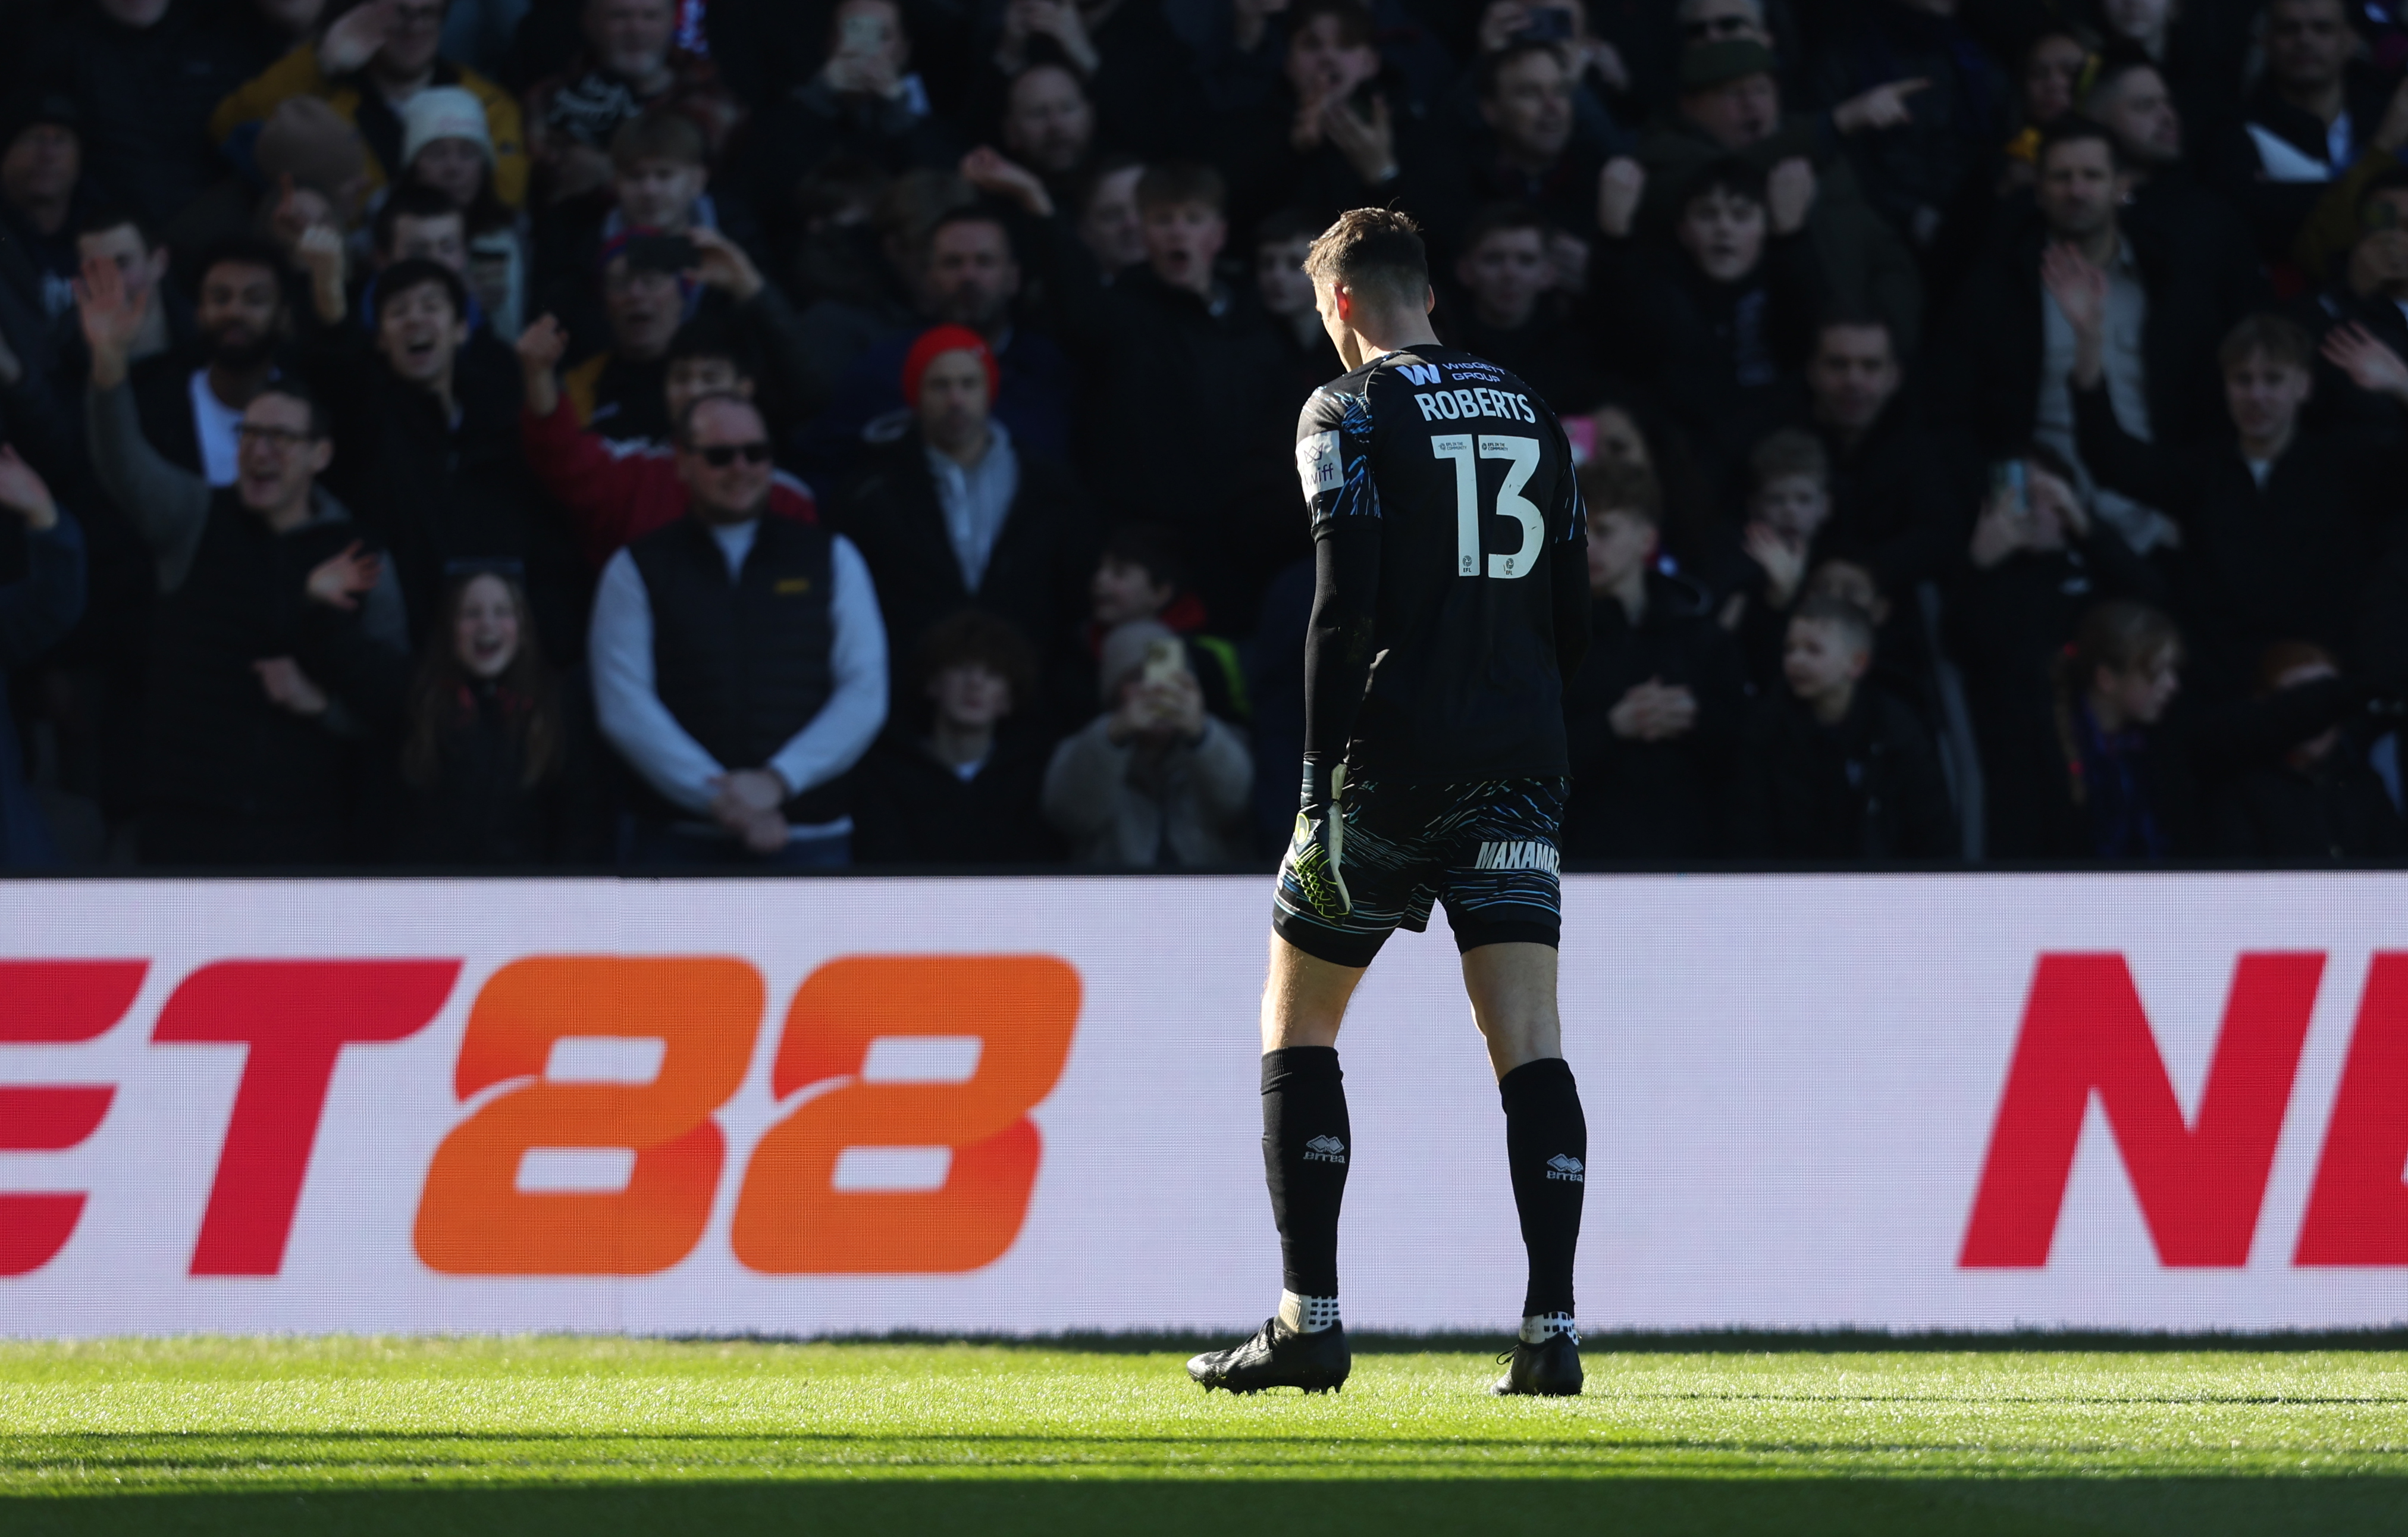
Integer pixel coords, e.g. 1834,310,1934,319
1546,1154,1585,1182
1304,1135,1348,1164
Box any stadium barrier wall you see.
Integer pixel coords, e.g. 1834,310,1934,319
1,874,2403,1336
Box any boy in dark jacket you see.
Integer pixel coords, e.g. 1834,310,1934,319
1560,459,1744,860
1728,594,1957,860
2212,641,2406,863
852,609,1058,865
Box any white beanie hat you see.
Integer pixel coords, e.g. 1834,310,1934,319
400,87,494,170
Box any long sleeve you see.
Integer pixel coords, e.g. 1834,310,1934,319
766,534,888,800
519,391,651,565
587,547,727,813
1185,716,1256,826
0,513,85,666
2071,376,2200,516
86,378,212,591
1040,716,1131,838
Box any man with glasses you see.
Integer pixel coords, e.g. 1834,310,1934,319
79,253,408,866
211,0,528,211
590,392,888,866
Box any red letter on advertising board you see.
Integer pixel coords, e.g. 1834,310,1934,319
155,960,460,1276
2295,953,2408,1265
1959,952,2321,1267
0,960,145,1275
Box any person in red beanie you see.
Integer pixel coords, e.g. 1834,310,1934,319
830,322,1094,731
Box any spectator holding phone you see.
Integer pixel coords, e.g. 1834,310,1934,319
1042,616,1253,866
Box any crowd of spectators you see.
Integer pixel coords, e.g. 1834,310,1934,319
1,0,2405,871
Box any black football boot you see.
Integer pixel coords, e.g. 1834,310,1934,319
1187,1318,1352,1394
1491,1332,1583,1396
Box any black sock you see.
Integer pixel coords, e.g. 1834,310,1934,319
1262,1045,1350,1300
1500,1056,1586,1319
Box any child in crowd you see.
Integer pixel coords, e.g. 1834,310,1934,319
1043,617,1255,866
1087,524,1247,725
1592,154,1824,476
389,569,600,864
1559,459,1745,860
2211,641,2406,862
1727,595,1958,859
1727,428,1832,683
852,610,1059,864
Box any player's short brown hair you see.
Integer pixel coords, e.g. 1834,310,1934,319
1302,206,1428,311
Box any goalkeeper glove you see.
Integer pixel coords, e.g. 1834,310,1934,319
1288,756,1352,918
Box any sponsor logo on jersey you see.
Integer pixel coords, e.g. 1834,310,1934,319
1474,840,1561,874
1546,1154,1585,1183
1296,430,1342,499
1447,363,1504,383
1397,364,1443,385
1413,387,1540,425
1304,1134,1349,1164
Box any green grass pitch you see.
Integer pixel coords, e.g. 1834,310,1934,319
2,1335,2403,1535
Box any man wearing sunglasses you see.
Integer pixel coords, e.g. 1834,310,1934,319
590,392,888,866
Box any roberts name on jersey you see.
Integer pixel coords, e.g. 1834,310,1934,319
1295,346,1586,783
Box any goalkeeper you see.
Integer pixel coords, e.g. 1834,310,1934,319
1186,208,1593,1398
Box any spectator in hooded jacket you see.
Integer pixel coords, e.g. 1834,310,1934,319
2211,641,2406,863
517,310,817,572
1043,615,1253,866
852,609,1060,864
1559,459,1743,860
1727,594,1956,860
831,324,1092,725
389,566,603,863
589,392,887,866
0,446,85,867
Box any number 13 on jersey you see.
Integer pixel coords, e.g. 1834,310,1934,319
1433,435,1544,580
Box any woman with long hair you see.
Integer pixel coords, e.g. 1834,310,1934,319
391,568,595,863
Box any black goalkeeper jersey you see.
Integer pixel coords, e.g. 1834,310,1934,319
1295,345,1587,781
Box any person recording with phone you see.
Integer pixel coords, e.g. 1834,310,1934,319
1041,616,1253,866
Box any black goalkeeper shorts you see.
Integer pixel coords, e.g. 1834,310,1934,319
1271,775,1569,968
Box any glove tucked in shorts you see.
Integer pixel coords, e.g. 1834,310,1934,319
1271,774,1569,968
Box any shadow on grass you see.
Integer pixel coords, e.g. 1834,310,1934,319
6,1475,2404,1537
697,1326,2408,1356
